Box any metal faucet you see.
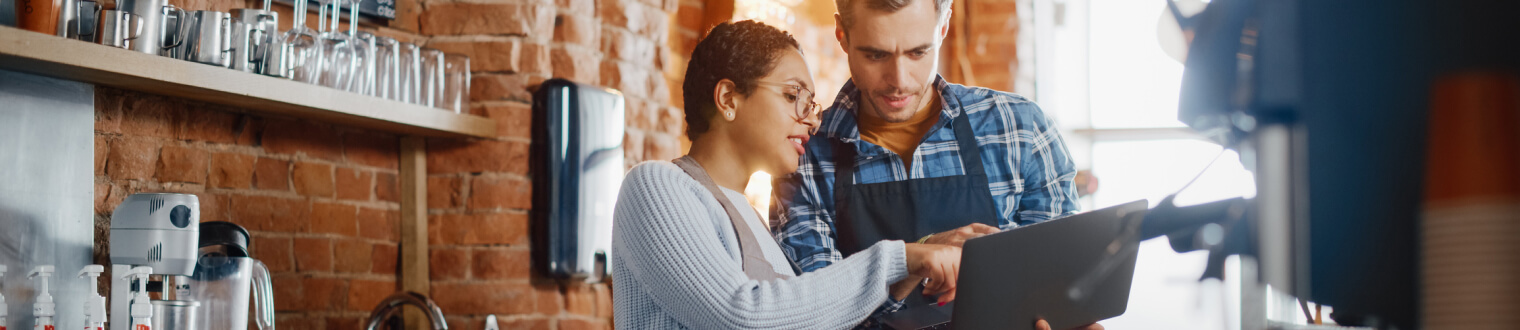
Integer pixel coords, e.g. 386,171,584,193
364,291,449,330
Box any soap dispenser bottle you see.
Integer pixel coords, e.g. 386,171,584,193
26,266,55,330
1,264,9,330
121,267,153,330
78,266,107,330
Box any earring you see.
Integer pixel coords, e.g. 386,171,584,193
724,111,735,120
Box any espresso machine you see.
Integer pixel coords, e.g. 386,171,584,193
109,193,200,330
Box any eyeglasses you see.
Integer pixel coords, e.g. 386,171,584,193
754,81,821,121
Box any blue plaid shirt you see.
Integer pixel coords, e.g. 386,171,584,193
769,76,1081,320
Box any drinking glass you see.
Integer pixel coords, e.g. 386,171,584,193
419,48,444,108
372,36,400,101
317,0,355,90
442,53,470,114
347,0,375,95
398,42,421,104
281,0,322,83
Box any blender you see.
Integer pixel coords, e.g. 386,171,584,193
109,193,200,330
189,221,274,330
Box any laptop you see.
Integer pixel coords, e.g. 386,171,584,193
883,200,1149,330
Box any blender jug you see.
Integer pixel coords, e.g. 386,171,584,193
191,256,274,330
191,221,274,330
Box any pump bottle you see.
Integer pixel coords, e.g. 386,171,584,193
78,266,107,330
26,266,55,330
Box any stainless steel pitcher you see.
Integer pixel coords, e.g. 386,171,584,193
97,10,143,49
119,0,180,55
230,8,277,73
56,0,100,42
174,10,233,67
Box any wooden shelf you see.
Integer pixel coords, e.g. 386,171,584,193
0,26,496,139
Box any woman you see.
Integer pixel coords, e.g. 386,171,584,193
611,20,962,329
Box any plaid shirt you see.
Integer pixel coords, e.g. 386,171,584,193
769,76,1081,321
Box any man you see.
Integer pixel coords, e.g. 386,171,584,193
770,0,1098,329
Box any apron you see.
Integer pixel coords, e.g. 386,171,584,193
832,98,1001,308
673,156,791,281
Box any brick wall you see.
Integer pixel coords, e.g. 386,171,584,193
93,0,686,330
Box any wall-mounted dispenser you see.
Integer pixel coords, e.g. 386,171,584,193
530,78,626,283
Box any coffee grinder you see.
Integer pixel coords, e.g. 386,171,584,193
108,193,200,330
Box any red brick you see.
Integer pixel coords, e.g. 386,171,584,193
335,167,373,201
254,235,294,273
420,3,551,36
342,131,400,169
275,315,323,330
554,14,599,47
478,102,533,139
272,274,304,311
599,61,621,95
236,116,265,146
299,277,348,310
95,88,124,133
471,248,531,280
657,105,684,135
559,319,609,330
426,139,529,175
180,108,240,143
469,177,532,210
262,119,342,161
347,279,396,311
593,283,612,318
428,176,463,209
293,237,334,272
328,316,364,330
623,130,646,165
94,136,108,176
97,184,126,216
639,1,670,40
253,157,290,191
375,172,399,202
598,0,631,29
645,132,680,161
625,99,657,130
209,152,256,189
107,137,161,181
551,46,600,85
292,161,335,197
608,60,650,98
603,28,655,64
120,94,185,138
334,238,372,273
430,282,536,314
472,74,533,102
156,145,210,183
534,284,562,315
676,3,703,31
358,207,400,241
520,43,552,77
229,195,311,232
564,284,596,316
371,243,399,274
501,318,551,330
429,212,530,245
311,202,358,236
427,39,521,73
558,0,594,17
94,183,109,216
429,247,469,280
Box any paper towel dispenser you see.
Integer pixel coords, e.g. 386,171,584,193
530,78,625,282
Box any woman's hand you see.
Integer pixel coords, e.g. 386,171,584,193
903,243,962,305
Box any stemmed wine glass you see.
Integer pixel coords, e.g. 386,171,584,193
281,0,322,83
317,0,356,90
346,0,376,96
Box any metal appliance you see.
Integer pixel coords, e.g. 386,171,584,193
109,193,200,330
117,0,181,55
529,78,625,282
168,10,232,66
230,0,278,73
97,10,143,49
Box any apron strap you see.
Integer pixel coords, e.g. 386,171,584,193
673,156,789,281
947,102,988,178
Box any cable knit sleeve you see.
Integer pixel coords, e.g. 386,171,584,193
612,162,908,329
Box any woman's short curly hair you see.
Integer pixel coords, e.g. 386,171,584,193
681,20,802,139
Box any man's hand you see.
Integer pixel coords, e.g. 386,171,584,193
903,243,961,305
922,223,1001,247
1034,319,1103,330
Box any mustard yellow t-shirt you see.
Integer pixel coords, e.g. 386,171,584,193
858,94,942,170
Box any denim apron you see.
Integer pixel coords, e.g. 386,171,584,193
832,98,1001,309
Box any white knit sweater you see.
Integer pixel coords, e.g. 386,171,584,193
612,161,909,329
